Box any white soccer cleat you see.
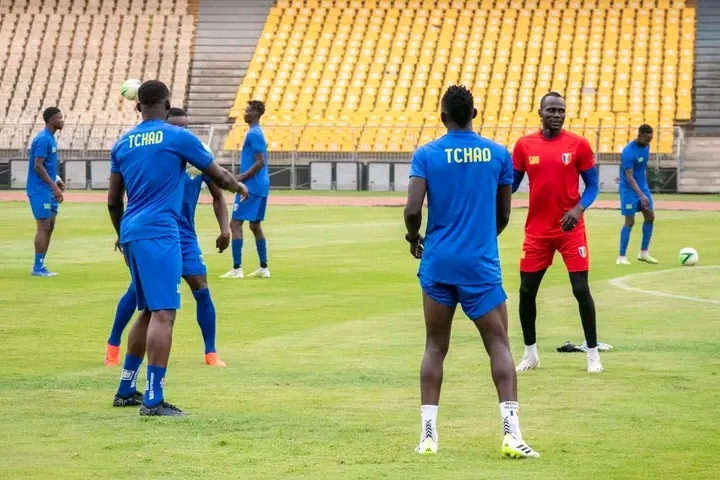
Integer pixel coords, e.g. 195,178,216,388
616,256,631,265
516,356,540,372
415,437,438,455
220,268,244,279
247,267,270,278
587,355,604,373
637,251,658,264
501,434,540,459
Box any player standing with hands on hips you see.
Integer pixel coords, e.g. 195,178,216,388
617,124,657,265
107,80,247,416
511,92,602,374
405,85,539,458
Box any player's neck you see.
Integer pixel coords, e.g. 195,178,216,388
541,128,562,140
45,124,56,134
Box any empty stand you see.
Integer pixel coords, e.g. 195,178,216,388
226,0,692,154
0,0,193,150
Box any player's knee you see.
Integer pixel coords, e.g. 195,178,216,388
624,216,635,228
518,280,539,300
570,278,591,300
643,211,655,223
230,220,243,237
151,309,176,326
249,221,263,235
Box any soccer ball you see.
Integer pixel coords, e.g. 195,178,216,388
678,247,699,266
121,79,142,101
186,141,214,176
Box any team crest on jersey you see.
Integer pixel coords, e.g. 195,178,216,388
578,246,586,258
562,153,572,165
637,157,644,163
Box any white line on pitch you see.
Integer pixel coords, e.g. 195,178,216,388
607,266,720,304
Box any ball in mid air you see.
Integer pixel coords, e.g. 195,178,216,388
121,79,142,101
186,141,214,176
678,247,699,266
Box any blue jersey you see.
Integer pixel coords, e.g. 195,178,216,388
110,120,213,243
27,128,58,196
178,172,211,242
619,140,650,191
409,130,514,286
240,125,269,196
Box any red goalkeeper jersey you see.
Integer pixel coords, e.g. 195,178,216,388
512,130,595,238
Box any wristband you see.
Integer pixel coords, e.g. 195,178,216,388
55,175,61,183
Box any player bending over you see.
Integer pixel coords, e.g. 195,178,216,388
511,92,602,374
108,81,247,416
405,85,539,458
27,107,66,276
221,100,271,279
105,107,231,368
617,124,657,265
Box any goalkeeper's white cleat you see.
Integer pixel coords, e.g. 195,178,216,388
616,256,631,265
587,355,604,373
415,437,438,455
220,268,244,279
501,434,540,459
516,356,540,372
637,251,658,264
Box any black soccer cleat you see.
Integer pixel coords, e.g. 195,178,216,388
139,401,187,416
113,391,143,407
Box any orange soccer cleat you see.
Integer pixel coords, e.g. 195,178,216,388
204,352,226,367
105,344,121,366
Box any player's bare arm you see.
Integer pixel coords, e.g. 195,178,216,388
34,156,63,203
208,181,231,253
203,162,249,199
107,172,125,252
404,176,426,258
496,185,512,235
624,167,649,208
237,152,265,182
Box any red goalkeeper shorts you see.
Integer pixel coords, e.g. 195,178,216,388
520,228,590,273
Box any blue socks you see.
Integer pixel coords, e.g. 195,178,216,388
619,225,632,256
33,253,45,271
232,239,243,269
193,288,216,354
108,284,137,346
116,354,143,398
144,365,167,407
641,222,654,251
256,239,268,268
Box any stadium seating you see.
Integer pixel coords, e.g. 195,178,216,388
0,0,193,150
226,0,694,154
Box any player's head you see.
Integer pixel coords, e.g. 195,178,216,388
166,107,188,128
636,124,653,146
538,92,565,134
440,85,477,130
43,107,64,130
136,80,171,120
244,100,265,125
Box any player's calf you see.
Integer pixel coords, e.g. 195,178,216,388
248,221,270,277
637,210,657,264
569,272,603,373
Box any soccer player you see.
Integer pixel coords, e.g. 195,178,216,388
27,107,65,276
104,107,231,368
511,92,602,374
405,85,539,458
107,81,247,416
221,100,270,279
617,124,657,265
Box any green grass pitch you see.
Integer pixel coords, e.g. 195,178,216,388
1,198,719,479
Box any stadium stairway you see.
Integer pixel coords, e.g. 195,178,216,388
680,0,720,192
185,0,274,125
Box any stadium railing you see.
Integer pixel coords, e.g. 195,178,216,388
0,124,682,193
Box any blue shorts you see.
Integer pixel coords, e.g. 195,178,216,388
28,192,59,220
181,239,206,277
123,236,182,312
620,188,653,216
232,193,267,222
419,275,508,320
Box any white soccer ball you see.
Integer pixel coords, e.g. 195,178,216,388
678,247,699,266
121,79,142,101
186,141,213,176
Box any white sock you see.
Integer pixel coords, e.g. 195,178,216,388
524,344,538,359
500,401,522,439
587,346,600,360
420,405,438,443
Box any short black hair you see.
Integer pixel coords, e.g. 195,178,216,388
248,100,265,116
441,85,474,127
43,107,61,123
167,107,186,119
638,124,653,135
137,80,170,107
540,91,564,109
